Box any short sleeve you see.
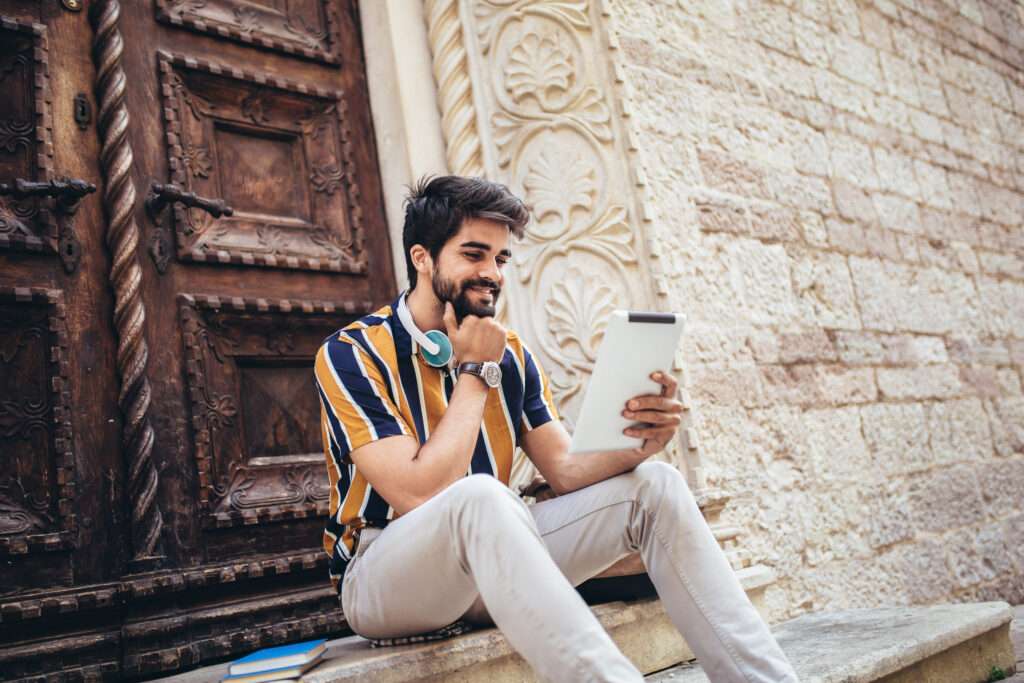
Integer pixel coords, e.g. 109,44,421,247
521,342,559,432
315,336,413,460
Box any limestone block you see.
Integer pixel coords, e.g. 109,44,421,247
877,365,962,401
879,50,921,107
861,402,932,475
768,171,834,213
835,331,948,366
688,363,765,408
925,397,994,464
727,239,801,326
898,537,958,604
959,365,1008,399
792,13,830,68
828,35,883,91
986,397,1024,456
1003,514,1024,574
977,458,1024,517
849,258,983,335
915,70,952,118
790,249,864,329
907,466,986,534
778,329,838,364
815,366,877,405
827,217,870,255
865,487,915,549
799,210,829,247
978,276,1024,337
913,159,953,209
997,369,1022,395
803,407,871,483
946,523,1015,589
873,192,923,234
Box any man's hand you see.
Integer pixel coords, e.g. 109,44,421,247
621,371,683,458
443,302,506,363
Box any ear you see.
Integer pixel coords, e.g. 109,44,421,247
409,244,433,277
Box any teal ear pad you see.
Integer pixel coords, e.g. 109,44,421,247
421,329,453,367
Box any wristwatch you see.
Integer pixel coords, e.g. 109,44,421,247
458,361,502,388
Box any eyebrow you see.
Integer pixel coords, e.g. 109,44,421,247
460,241,512,258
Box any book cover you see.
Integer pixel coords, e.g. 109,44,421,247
222,657,321,683
228,639,327,676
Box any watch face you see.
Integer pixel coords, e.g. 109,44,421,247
482,362,502,388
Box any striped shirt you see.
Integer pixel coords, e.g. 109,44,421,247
314,293,559,591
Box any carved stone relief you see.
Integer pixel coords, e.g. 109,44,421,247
179,294,371,528
0,17,56,254
425,1,693,491
154,0,342,65
0,287,77,555
157,52,367,273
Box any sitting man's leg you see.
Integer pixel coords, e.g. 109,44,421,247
343,473,644,682
473,461,799,683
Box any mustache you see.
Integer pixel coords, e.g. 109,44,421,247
462,278,500,296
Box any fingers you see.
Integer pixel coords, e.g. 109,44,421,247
442,302,458,337
623,424,677,440
652,370,678,397
622,409,682,425
624,396,683,413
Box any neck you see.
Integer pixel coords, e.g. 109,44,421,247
406,282,444,333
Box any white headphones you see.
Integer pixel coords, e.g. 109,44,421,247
396,291,453,368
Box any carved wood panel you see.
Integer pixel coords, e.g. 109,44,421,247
157,51,367,273
179,294,370,529
0,16,55,253
0,287,76,555
154,0,342,65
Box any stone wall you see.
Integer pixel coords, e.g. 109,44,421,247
606,0,1024,622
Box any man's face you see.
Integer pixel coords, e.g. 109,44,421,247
430,218,512,322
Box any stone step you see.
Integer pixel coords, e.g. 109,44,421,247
647,601,1017,683
156,570,775,683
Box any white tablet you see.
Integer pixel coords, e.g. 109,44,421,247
568,310,686,455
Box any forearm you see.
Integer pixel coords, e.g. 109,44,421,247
406,376,489,502
551,448,646,495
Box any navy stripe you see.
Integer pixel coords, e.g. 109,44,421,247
500,347,525,445
521,345,553,428
344,328,397,405
363,488,391,523
395,352,426,444
316,382,352,460
326,340,403,436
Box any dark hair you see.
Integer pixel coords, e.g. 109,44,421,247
402,175,529,288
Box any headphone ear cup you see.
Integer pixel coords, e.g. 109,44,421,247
421,329,453,367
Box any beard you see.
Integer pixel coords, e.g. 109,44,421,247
431,270,501,322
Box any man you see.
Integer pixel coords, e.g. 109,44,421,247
314,176,798,682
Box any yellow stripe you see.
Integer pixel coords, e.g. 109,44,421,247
483,389,515,483
418,356,447,435
340,471,370,526
363,324,417,438
321,407,341,514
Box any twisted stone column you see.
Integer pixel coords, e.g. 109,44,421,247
90,0,163,566
424,0,485,177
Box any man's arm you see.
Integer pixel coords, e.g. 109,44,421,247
318,303,506,516
523,372,683,495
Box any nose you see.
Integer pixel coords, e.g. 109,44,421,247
480,258,502,287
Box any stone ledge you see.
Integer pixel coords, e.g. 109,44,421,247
648,601,1016,683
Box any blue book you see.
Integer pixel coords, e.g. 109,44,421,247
227,639,327,677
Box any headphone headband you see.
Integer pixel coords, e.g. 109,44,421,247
396,291,453,368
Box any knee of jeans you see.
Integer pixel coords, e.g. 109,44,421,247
446,474,527,511
633,461,693,508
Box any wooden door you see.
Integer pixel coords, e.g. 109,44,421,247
0,1,395,678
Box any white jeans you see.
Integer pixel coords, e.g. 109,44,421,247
341,462,799,682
